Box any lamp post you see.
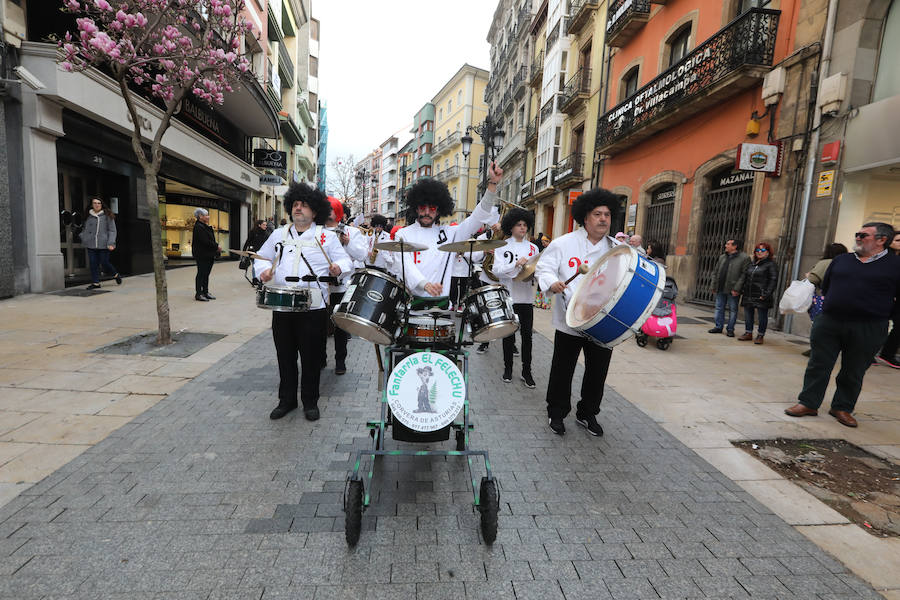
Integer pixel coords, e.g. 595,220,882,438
460,114,506,196
355,166,377,217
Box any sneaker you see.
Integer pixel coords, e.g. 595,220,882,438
512,345,519,356
502,368,512,383
476,343,489,354
521,371,536,389
114,274,122,285
575,414,604,437
548,417,565,435
86,283,101,290
875,355,900,369
707,327,722,334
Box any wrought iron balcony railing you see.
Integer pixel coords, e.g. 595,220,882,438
520,179,534,201
526,117,538,146
560,68,592,113
433,131,461,156
541,96,556,122
606,0,652,47
596,8,780,155
512,65,529,99
567,0,600,35
546,20,560,49
435,166,460,181
530,51,544,86
533,169,553,195
552,153,585,187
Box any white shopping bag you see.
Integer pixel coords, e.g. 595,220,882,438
779,279,815,314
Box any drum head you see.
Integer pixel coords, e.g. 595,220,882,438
386,352,465,432
567,245,634,328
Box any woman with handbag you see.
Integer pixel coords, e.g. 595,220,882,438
737,242,778,344
803,243,848,356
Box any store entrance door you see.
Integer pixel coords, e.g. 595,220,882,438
57,165,102,280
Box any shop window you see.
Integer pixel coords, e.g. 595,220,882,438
873,1,900,102
667,25,692,68
621,66,639,102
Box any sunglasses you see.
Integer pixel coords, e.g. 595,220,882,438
854,232,870,239
418,205,438,212
755,248,767,253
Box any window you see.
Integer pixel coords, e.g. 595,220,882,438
309,56,318,77
874,1,900,102
310,19,320,41
453,186,458,200
438,108,443,121
736,0,771,14
518,105,525,128
309,92,318,109
448,99,453,112
553,126,561,164
458,90,463,105
667,25,691,67
621,67,639,101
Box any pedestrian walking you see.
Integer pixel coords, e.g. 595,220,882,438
243,219,270,252
708,238,751,337
737,241,778,344
191,208,220,302
875,231,900,368
80,197,122,290
785,222,900,427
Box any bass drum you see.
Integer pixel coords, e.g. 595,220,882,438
464,284,518,343
332,268,409,345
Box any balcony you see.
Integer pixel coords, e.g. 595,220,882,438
512,65,529,99
526,118,538,147
432,131,461,157
517,6,532,34
567,0,600,36
533,169,554,199
435,166,460,182
596,8,780,155
606,0,652,47
552,153,584,188
496,126,524,167
540,96,556,122
279,114,304,146
297,98,314,128
520,179,534,201
278,43,294,89
560,68,592,114
530,51,544,87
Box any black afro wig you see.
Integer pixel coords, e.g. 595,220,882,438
371,214,388,229
501,208,535,237
571,188,621,227
284,182,330,225
405,177,454,222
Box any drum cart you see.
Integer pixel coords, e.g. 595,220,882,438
343,310,500,547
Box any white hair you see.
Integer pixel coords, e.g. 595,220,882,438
194,208,209,218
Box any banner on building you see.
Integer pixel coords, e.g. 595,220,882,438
735,142,783,175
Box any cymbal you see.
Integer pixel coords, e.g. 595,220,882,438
229,249,271,261
514,253,542,281
438,238,506,253
374,240,428,252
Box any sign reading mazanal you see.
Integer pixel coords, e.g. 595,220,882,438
387,352,465,432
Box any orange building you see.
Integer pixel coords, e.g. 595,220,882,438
596,0,824,305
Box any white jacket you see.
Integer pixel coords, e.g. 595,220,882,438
491,237,539,304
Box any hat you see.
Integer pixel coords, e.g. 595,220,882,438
417,366,433,376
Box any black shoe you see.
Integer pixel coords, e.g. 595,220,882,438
304,407,320,421
87,283,101,290
195,294,209,302
114,274,122,285
548,417,565,435
512,346,519,356
708,328,722,334
335,361,346,375
476,343,489,354
321,358,327,370
575,414,604,437
726,330,735,338
203,293,216,300
270,403,297,420
502,368,512,383
521,371,536,389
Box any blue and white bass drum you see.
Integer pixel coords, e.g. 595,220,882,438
566,245,665,348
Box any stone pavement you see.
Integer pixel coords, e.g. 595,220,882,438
0,315,887,599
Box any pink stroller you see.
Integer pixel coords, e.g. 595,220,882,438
635,277,678,350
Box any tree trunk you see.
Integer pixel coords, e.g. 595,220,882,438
143,169,172,345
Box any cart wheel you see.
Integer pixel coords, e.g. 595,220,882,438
344,479,363,546
635,333,648,347
656,338,671,351
455,428,466,451
478,477,499,544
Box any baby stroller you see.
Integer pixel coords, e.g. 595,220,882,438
636,276,678,350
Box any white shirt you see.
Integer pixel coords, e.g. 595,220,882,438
332,225,368,293
253,224,353,310
492,237,540,304
367,230,394,271
536,228,619,336
396,191,499,295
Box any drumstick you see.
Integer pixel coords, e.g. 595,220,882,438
314,234,333,266
564,263,590,286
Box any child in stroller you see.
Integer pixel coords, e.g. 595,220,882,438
636,240,678,350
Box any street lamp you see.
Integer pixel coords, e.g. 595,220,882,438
355,167,377,217
460,114,505,194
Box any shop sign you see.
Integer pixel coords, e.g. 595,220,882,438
253,150,287,170
180,98,226,144
713,170,755,189
820,141,841,165
651,184,676,204
736,142,782,174
816,170,835,197
259,174,284,186
567,190,583,205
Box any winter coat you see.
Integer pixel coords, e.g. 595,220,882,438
243,227,270,252
739,257,778,308
192,221,219,260
714,251,750,293
79,210,117,250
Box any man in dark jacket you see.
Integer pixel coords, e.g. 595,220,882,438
785,222,900,427
192,208,221,301
708,238,751,337
243,219,270,252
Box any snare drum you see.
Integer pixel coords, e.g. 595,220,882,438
256,285,316,312
464,284,519,343
332,268,409,345
565,245,665,347
403,317,455,343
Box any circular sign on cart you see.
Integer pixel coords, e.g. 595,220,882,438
387,352,466,432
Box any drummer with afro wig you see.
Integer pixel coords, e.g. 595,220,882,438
254,183,353,421
395,163,504,298
535,188,622,437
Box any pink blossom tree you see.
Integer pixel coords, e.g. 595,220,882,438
60,0,254,345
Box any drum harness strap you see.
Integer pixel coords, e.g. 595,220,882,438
278,225,330,304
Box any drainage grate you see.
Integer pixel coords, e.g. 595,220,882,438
676,317,706,325
49,288,112,297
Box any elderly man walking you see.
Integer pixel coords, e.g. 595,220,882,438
785,222,900,427
708,238,750,337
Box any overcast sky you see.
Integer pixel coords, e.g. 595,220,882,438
314,0,495,167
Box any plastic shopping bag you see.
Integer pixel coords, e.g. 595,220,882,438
779,279,815,314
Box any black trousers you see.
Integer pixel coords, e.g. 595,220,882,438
798,313,887,413
195,257,214,295
545,330,612,420
880,318,899,360
272,309,328,409
503,303,533,372
325,292,350,364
